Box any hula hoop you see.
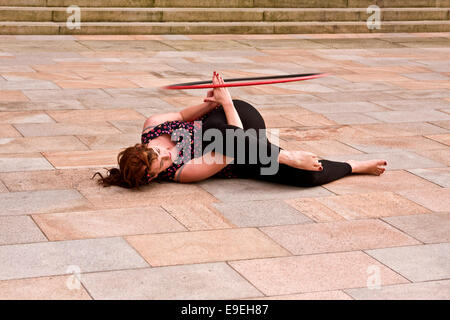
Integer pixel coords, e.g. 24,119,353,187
163,73,328,90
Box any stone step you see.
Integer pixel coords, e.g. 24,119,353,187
1,7,449,22
1,0,449,8
1,20,449,35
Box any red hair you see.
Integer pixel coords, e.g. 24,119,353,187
92,143,159,189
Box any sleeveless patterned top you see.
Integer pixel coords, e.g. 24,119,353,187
141,107,238,181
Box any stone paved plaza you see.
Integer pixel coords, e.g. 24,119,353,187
0,33,449,300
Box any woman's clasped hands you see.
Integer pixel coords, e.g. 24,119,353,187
203,71,233,107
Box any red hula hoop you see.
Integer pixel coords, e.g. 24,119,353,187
163,73,328,90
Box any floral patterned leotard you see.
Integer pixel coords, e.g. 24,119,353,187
141,107,238,181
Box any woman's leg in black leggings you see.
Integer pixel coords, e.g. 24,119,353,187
201,100,352,187
254,160,352,187
201,99,277,170
202,99,268,139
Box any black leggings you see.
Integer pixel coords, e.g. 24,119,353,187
201,100,352,187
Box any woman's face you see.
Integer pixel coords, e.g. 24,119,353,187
146,146,174,181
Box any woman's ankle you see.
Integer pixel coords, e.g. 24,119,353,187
277,150,290,165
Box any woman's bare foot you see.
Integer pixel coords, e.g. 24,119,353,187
346,159,387,176
278,150,323,171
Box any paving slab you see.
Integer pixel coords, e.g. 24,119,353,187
280,126,375,142
315,191,430,220
14,122,121,137
162,202,234,230
81,263,261,300
408,167,450,187
323,81,400,93
0,90,29,102
125,228,290,267
0,111,54,124
345,280,450,300
32,206,186,241
430,120,450,130
238,84,303,96
413,148,450,166
262,114,304,128
0,136,89,154
77,133,139,150
55,79,139,89
397,188,450,212
351,122,448,137
366,109,450,123
387,89,450,100
212,200,312,227
46,109,146,122
77,40,177,52
78,182,218,209
0,153,54,172
284,197,345,222
0,180,8,193
0,216,47,245
0,189,92,216
43,150,118,169
310,38,404,49
236,39,330,50
250,290,353,300
426,133,450,146
326,151,446,170
244,93,325,105
323,170,441,195
315,90,401,103
366,243,450,282
108,119,147,134
286,113,337,126
82,97,175,111
0,40,87,52
229,251,408,296
0,79,59,90
282,139,363,157
383,213,450,244
340,136,447,153
300,101,385,114
374,98,450,111
197,178,332,202
0,276,92,300
0,237,148,281
23,89,111,101
260,219,420,255
323,112,381,125
0,100,85,111
0,124,21,138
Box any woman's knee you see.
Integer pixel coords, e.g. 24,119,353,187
232,100,266,133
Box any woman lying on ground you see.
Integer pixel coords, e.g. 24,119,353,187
94,72,387,189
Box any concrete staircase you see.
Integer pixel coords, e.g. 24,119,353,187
1,0,449,34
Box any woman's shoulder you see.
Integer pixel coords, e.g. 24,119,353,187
141,121,171,137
